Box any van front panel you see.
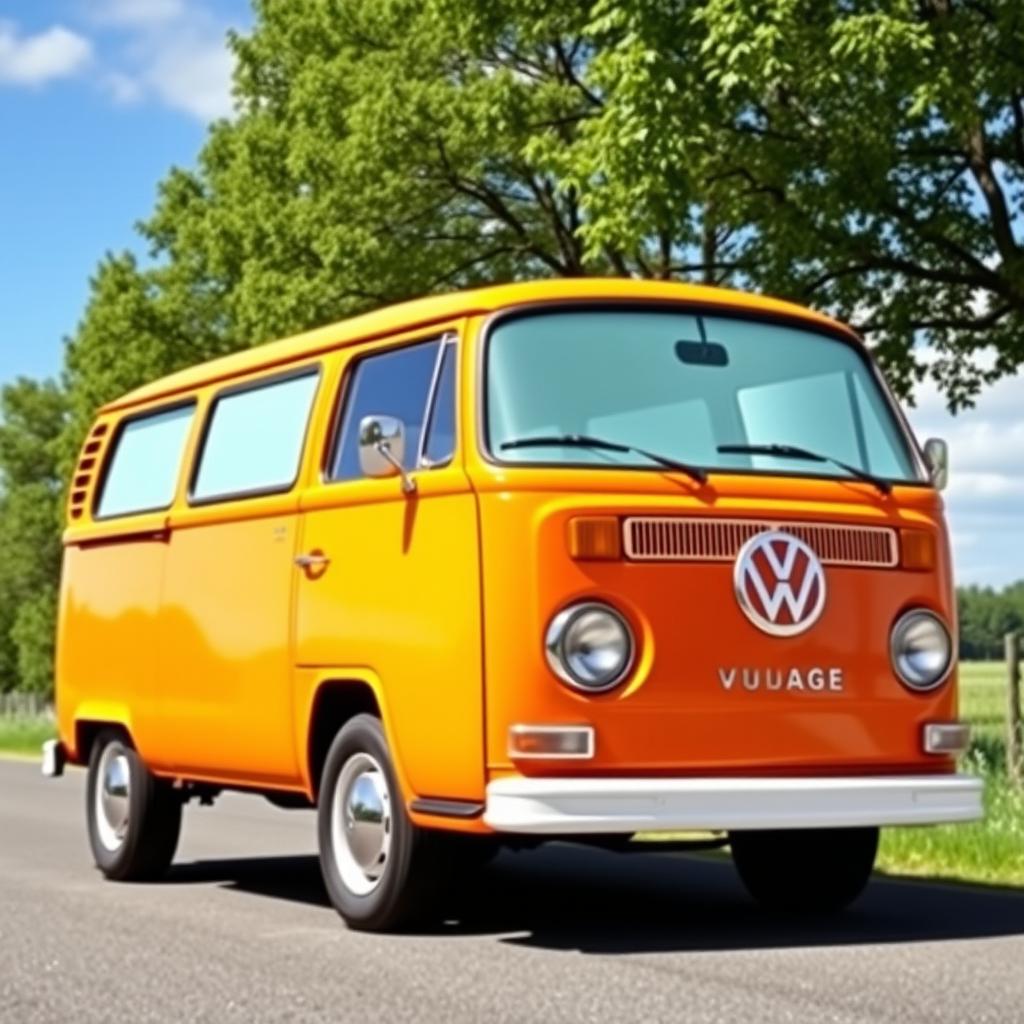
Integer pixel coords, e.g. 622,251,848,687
477,480,955,777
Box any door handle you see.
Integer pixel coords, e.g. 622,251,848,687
294,552,330,570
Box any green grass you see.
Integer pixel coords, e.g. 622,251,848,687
877,748,1024,886
876,660,1024,887
957,660,1007,747
0,713,55,757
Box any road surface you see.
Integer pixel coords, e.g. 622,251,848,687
1,757,1022,1023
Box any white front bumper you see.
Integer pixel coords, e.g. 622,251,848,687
484,773,983,834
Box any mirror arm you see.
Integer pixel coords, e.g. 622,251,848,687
376,441,417,494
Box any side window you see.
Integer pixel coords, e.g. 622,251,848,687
96,403,195,519
192,370,319,503
423,342,456,466
330,339,448,481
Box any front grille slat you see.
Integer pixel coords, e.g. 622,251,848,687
623,516,898,568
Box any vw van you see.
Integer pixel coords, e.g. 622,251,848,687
47,279,982,931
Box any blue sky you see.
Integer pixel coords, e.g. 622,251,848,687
0,0,250,381
1,0,1022,586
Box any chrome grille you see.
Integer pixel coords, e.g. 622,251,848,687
623,517,898,567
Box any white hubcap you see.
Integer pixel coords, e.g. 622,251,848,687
331,752,392,896
95,744,131,852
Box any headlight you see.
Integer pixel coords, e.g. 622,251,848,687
890,609,952,691
545,602,634,693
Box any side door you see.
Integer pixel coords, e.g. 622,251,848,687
154,367,321,786
294,330,485,804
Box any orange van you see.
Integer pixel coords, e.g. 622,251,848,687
46,279,982,930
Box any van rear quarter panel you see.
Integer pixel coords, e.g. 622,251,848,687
473,470,957,779
57,529,168,762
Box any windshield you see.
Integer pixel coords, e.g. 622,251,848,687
485,308,923,484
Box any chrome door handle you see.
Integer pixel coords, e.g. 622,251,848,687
294,552,330,569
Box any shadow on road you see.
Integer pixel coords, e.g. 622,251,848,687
167,843,1024,954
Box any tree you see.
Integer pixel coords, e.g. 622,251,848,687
564,0,1024,406
958,583,1024,659
0,379,67,692
63,1,1024,422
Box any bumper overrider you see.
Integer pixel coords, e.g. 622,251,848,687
483,773,983,834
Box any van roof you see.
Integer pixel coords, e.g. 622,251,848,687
102,278,856,412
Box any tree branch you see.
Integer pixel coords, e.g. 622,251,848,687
964,120,1020,263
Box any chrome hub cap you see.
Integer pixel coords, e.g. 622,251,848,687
331,752,392,896
95,744,131,852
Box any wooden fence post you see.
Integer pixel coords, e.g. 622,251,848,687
1007,632,1022,784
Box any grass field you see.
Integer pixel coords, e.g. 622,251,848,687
876,660,1024,886
2,662,1021,885
0,713,55,757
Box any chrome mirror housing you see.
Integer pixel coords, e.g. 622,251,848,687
358,415,415,493
923,437,949,491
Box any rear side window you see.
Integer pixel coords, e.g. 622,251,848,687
329,338,455,481
192,370,319,503
96,403,195,519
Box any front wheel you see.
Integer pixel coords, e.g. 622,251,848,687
86,730,182,881
729,827,878,913
318,714,451,931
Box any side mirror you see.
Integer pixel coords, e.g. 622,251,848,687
358,415,416,493
923,437,949,491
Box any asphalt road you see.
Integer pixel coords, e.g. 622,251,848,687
2,758,1023,1024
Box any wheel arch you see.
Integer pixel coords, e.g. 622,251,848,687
70,701,135,765
301,671,412,804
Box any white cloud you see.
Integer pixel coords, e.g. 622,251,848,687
0,22,92,86
87,1,238,122
101,69,143,105
142,26,235,121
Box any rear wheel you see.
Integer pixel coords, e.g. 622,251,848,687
86,730,182,881
730,827,878,913
318,714,452,932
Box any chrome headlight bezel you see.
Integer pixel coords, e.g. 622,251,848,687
545,601,635,694
890,608,953,692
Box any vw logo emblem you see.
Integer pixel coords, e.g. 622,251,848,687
734,531,826,637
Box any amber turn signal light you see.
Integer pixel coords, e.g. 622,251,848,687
508,725,595,759
568,516,621,560
900,528,937,571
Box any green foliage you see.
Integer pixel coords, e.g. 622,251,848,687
0,381,67,694
10,587,58,695
958,583,1024,660
64,0,1024,420
570,0,1024,406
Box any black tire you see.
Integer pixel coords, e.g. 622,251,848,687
86,730,182,881
317,714,451,931
730,827,878,913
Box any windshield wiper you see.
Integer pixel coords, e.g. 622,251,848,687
716,443,892,495
500,434,708,484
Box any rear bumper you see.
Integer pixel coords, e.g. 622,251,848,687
483,773,983,834
41,740,65,778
